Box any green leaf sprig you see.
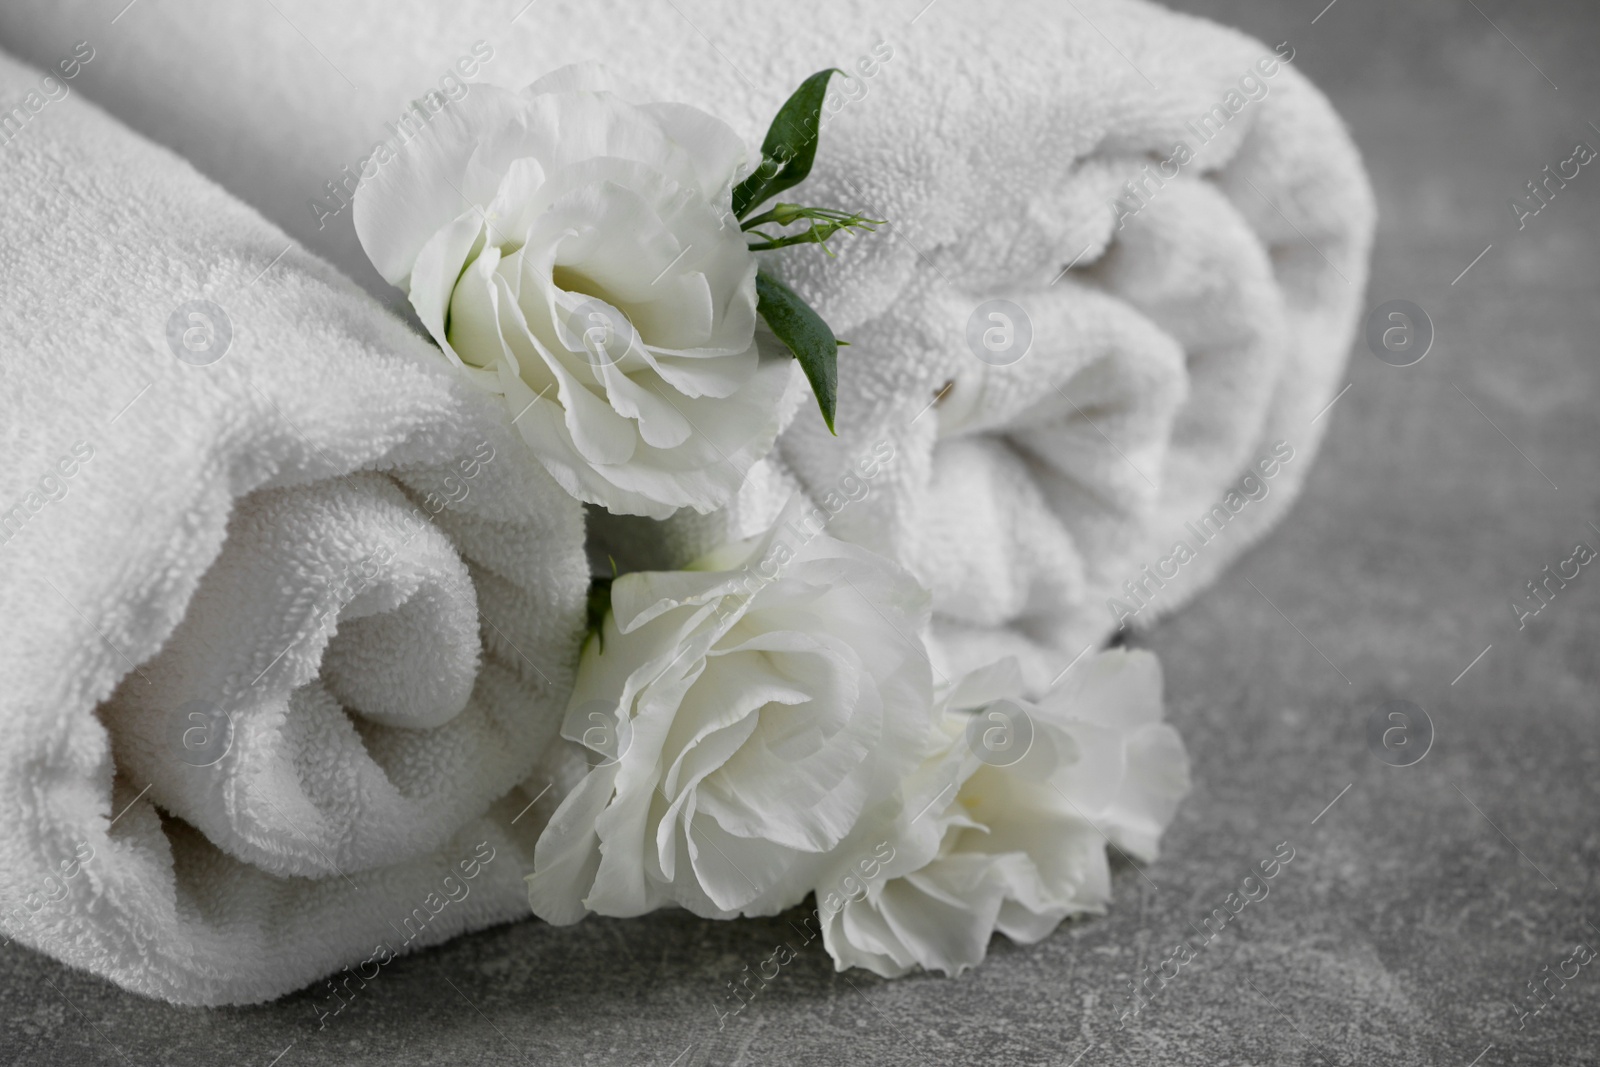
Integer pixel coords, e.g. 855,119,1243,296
743,204,883,254
735,69,882,436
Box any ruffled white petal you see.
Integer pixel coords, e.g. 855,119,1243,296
529,524,938,924
353,63,785,518
816,651,1191,978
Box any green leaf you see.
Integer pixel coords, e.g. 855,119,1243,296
756,270,838,434
732,69,841,220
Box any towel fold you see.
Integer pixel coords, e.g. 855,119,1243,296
0,48,587,1004
792,3,1373,691
102,470,568,879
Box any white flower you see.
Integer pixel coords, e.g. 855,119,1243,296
527,517,938,923
354,64,800,519
814,650,1191,978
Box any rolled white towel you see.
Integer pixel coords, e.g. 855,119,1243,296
102,469,566,879
768,3,1374,690
0,0,1373,692
0,48,586,1004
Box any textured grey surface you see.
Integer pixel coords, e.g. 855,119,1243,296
5,0,1600,1064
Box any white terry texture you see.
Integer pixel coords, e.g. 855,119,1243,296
0,0,1373,693
0,49,588,1004
769,5,1375,691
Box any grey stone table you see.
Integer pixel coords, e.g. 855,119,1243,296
4,1,1597,1064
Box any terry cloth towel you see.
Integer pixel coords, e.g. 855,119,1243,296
0,0,1373,695
0,48,587,1004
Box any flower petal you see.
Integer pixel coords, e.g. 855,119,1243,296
354,84,537,285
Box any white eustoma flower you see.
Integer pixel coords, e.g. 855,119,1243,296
528,518,938,923
354,64,801,519
815,650,1191,978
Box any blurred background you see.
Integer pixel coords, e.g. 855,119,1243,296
3,0,1597,1064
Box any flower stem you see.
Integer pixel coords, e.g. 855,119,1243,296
743,204,884,256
